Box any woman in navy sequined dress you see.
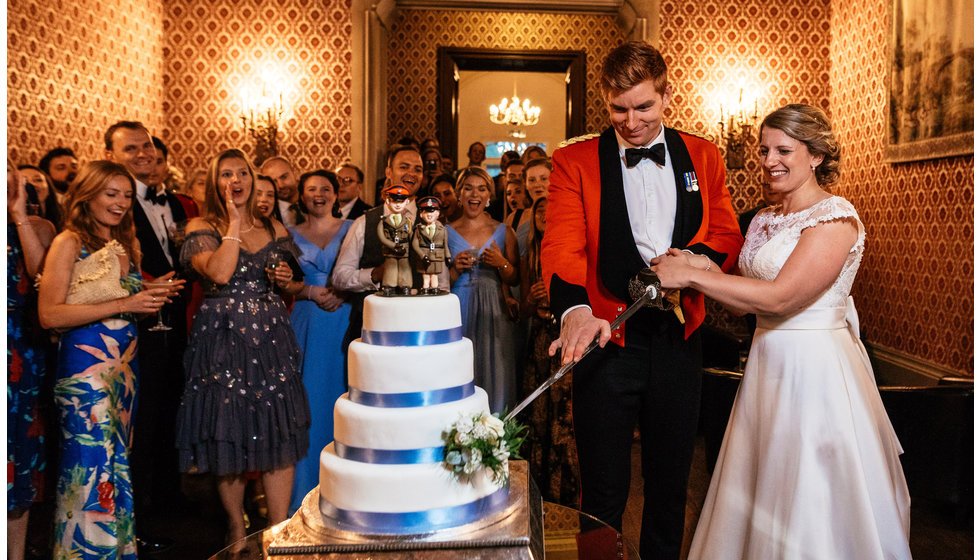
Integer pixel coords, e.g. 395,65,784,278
175,149,309,549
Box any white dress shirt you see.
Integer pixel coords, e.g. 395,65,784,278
339,198,358,219
135,180,175,266
277,199,297,227
618,125,676,265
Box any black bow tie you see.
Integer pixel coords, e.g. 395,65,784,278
144,188,167,206
625,144,666,168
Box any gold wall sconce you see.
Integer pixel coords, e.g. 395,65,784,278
718,88,759,169
240,77,285,166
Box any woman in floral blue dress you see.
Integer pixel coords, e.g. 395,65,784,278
38,161,179,560
7,161,56,560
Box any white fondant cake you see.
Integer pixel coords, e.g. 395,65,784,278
318,294,509,534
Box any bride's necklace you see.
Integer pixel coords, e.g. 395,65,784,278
240,220,256,234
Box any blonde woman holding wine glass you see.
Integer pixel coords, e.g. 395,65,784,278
174,149,309,550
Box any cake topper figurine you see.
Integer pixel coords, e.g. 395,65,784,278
411,196,449,295
378,184,414,296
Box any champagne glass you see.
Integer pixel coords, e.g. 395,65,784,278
264,250,284,300
147,277,174,332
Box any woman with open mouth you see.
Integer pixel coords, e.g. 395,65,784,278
446,166,521,414
174,149,309,552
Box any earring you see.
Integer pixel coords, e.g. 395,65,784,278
485,201,490,208
810,165,816,172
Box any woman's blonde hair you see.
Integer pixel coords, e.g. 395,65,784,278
760,104,841,186
62,160,141,264
203,149,272,234
455,166,496,201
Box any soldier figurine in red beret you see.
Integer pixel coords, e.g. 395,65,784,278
411,196,449,295
377,185,413,296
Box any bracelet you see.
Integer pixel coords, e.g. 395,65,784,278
500,263,509,270
14,220,26,227
116,299,125,314
303,284,313,299
703,256,712,271
222,236,242,243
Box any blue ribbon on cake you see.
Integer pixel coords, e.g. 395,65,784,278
348,382,475,408
334,442,445,464
361,326,463,346
320,486,509,534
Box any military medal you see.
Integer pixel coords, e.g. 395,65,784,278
683,171,700,192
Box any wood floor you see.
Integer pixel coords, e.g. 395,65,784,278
621,436,973,559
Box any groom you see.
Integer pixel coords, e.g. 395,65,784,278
541,41,743,559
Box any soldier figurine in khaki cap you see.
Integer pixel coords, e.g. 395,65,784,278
377,184,413,296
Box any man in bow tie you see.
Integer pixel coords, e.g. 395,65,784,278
541,42,743,560
104,122,189,552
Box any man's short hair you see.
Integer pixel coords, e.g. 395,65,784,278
259,155,293,171
337,162,364,183
600,41,668,95
152,136,168,160
38,147,76,175
104,120,148,151
386,144,421,168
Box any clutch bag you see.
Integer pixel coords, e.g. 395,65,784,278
65,239,131,305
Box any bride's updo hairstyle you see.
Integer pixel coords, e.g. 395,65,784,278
760,104,841,187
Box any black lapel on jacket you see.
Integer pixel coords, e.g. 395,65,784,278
664,127,704,248
132,200,172,277
597,126,647,303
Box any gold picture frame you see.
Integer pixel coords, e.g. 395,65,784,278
884,0,974,163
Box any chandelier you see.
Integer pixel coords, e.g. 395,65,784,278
489,90,541,138
240,77,285,166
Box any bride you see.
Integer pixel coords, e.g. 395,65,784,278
651,104,911,559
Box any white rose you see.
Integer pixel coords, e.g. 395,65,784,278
481,414,506,438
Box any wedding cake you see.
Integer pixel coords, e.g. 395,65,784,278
317,294,510,534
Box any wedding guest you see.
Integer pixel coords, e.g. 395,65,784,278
38,161,179,560
653,104,911,560
430,174,461,223
38,147,78,204
335,163,370,220
286,170,352,514
502,179,530,231
7,161,56,560
447,167,519,413
186,170,207,211
521,144,547,163
175,149,309,550
517,195,579,506
542,41,743,559
18,164,62,227
260,156,304,227
254,173,281,221
515,158,551,257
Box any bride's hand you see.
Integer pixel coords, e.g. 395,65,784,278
649,251,694,289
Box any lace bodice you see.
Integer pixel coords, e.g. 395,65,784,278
738,196,865,310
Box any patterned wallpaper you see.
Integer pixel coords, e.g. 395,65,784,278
7,0,165,167
829,0,973,375
161,0,353,176
385,9,626,148
659,0,832,214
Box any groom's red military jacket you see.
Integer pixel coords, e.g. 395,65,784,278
542,126,744,344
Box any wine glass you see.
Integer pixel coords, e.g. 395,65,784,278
264,250,284,300
147,277,174,332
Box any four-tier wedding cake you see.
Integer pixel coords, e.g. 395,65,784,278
317,293,510,534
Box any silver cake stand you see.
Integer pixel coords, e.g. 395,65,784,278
265,460,544,559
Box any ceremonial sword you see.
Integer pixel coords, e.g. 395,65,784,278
504,271,668,422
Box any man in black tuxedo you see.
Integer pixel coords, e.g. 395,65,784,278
335,162,371,220
104,122,188,552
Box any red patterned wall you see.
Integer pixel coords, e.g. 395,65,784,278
7,0,165,167
161,0,353,177
385,9,626,148
659,0,832,214
829,0,973,375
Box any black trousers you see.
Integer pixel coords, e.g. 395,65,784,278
572,308,702,560
131,299,187,521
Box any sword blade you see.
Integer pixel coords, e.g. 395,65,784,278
504,286,656,422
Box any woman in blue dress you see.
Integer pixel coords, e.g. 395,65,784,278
175,149,309,550
447,167,520,414
38,161,179,560
286,170,352,514
7,162,56,560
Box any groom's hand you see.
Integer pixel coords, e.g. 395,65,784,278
550,307,611,365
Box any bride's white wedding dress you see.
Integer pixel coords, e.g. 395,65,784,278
688,196,912,560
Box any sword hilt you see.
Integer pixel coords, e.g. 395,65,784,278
504,279,661,422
